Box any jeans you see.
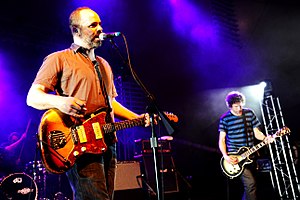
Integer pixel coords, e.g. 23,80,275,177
66,144,117,200
240,167,257,200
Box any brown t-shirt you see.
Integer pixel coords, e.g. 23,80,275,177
32,43,118,115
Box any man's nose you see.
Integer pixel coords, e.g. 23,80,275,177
97,25,103,32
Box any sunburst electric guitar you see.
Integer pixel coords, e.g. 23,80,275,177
38,107,178,174
220,126,290,179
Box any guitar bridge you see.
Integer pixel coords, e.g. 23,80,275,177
50,130,67,149
71,126,79,144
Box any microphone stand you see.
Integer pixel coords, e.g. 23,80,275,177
108,37,176,200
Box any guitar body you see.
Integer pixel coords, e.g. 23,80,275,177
38,108,179,174
220,127,290,179
38,108,109,174
220,146,253,179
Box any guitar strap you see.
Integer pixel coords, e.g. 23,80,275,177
243,110,258,161
93,60,113,120
93,60,118,144
242,110,249,147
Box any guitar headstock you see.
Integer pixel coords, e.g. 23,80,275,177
275,126,291,137
163,112,179,123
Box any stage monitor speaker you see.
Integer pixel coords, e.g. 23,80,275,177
115,161,142,191
114,161,145,200
139,154,179,194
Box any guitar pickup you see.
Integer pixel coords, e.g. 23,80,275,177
92,122,103,139
76,125,87,143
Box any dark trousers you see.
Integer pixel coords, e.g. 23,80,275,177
66,144,117,200
240,167,257,200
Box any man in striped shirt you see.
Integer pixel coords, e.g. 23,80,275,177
218,91,274,200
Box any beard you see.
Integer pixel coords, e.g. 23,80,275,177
82,35,102,49
91,38,102,48
88,40,101,49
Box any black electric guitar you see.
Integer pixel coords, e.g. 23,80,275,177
37,107,178,174
220,126,290,179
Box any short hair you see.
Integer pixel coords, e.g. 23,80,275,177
225,91,245,108
69,7,91,34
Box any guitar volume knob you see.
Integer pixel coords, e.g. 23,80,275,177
73,151,79,157
81,147,87,152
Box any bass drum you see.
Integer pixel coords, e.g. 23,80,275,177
0,173,37,200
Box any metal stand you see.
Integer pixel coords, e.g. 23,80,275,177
260,94,300,199
108,36,176,200
148,113,162,200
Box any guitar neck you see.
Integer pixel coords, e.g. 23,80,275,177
97,111,178,134
241,141,267,159
240,127,290,159
103,118,144,134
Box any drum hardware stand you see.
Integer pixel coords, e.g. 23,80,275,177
33,134,48,200
53,175,70,200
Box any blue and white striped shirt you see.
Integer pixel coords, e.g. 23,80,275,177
219,108,261,153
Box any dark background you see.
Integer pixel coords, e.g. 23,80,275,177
0,0,300,199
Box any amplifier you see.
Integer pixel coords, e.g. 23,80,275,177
134,139,172,157
136,154,179,194
115,161,142,191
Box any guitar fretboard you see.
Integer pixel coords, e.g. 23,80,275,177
241,141,267,159
240,127,290,160
103,118,144,134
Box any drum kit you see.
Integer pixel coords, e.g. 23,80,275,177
0,160,71,200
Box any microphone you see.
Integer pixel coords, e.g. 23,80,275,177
99,32,122,40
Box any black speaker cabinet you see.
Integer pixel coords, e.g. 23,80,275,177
137,153,179,194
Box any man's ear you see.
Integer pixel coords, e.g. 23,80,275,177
73,27,78,33
72,25,80,34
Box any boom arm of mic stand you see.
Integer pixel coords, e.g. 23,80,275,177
109,37,176,200
109,39,175,135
